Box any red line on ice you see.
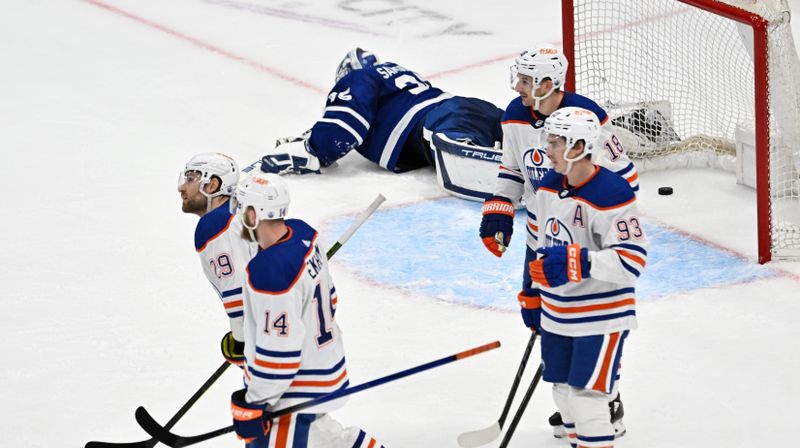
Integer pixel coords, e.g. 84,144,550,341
83,0,327,94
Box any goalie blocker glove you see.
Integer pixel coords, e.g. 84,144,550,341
479,196,515,257
261,134,321,175
220,331,245,367
529,244,591,288
231,389,272,443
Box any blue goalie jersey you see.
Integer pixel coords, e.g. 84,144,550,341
309,62,453,171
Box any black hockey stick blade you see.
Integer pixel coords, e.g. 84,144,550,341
84,439,155,448
135,407,234,448
85,361,231,448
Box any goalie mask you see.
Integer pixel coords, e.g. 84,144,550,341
543,107,600,173
510,45,568,110
334,47,379,83
178,152,239,213
231,172,290,235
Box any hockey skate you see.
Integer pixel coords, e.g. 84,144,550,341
549,393,626,439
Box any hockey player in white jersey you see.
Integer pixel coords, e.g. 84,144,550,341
178,153,257,366
524,107,647,448
228,171,384,448
478,45,633,437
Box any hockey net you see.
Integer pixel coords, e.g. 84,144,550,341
563,0,800,262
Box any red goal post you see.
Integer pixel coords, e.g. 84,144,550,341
562,0,800,263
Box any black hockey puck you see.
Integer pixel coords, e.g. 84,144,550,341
658,186,674,195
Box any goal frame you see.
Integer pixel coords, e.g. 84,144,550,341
562,0,773,263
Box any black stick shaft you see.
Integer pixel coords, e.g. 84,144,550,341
498,362,544,448
498,331,537,428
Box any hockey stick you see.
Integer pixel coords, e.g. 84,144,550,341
326,193,385,258
85,361,230,448
135,341,502,447
498,361,545,448
84,194,386,448
456,331,538,447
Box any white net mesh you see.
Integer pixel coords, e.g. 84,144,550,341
570,0,800,259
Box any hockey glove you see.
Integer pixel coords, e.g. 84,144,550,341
220,331,245,367
529,244,591,288
518,288,541,330
261,135,321,175
479,196,515,257
231,389,272,443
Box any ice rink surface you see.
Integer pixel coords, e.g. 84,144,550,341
2,1,800,446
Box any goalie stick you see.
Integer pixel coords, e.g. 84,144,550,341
456,331,538,447
135,341,502,447
84,194,386,448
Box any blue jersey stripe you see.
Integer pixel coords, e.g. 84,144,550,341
297,357,346,376
226,311,243,318
247,367,297,380
540,287,635,303
612,243,648,256
615,162,635,176
255,346,302,358
221,287,242,298
542,308,636,324
498,172,524,183
619,257,641,277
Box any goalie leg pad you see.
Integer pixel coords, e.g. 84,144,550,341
430,132,502,202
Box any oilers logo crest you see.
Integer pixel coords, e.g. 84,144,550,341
543,217,573,247
523,147,549,190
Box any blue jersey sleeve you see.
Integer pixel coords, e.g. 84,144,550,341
309,70,379,166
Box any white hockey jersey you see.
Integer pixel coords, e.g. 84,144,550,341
242,219,349,412
495,93,639,250
194,202,257,341
532,166,648,337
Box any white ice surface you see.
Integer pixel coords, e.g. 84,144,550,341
2,1,800,447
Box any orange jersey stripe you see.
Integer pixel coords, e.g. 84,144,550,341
275,415,291,448
367,439,377,448
290,369,347,388
616,249,646,267
542,298,636,314
254,359,301,370
223,300,243,309
592,332,620,392
626,172,639,184
501,119,530,125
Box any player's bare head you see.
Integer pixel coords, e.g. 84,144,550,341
232,171,290,247
334,47,380,83
511,46,568,109
178,153,239,216
543,107,600,174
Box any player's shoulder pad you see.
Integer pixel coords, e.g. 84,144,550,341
537,169,564,193
575,167,636,209
246,219,319,294
195,203,235,252
502,97,535,124
560,92,608,124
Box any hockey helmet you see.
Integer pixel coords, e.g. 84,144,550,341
334,47,380,83
543,107,601,160
231,171,290,230
179,153,239,212
511,45,568,90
